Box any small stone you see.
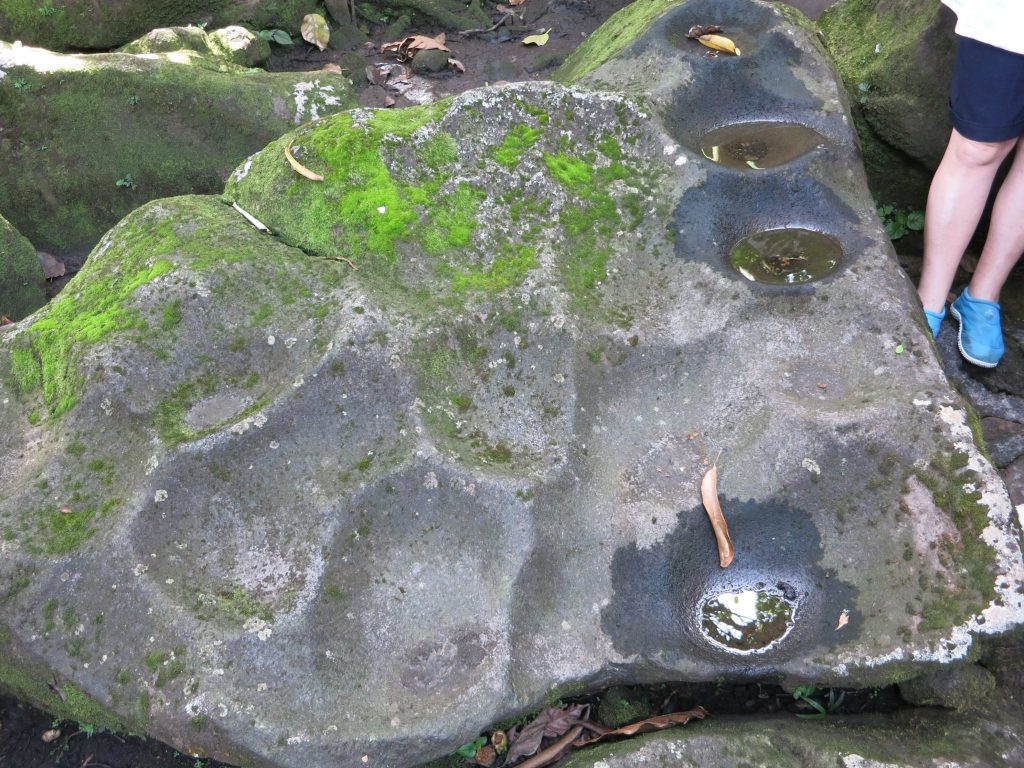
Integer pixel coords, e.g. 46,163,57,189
411,49,449,74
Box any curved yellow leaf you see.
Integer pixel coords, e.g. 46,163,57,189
698,33,740,56
284,145,324,181
523,29,550,46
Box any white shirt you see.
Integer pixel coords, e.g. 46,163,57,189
942,0,1024,55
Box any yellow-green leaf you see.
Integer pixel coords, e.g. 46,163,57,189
522,29,550,46
301,13,330,51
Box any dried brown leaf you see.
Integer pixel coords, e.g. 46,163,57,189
574,707,707,746
514,725,583,768
284,145,325,181
449,57,466,73
505,704,587,764
509,0,528,5
37,251,65,279
321,62,344,73
41,728,61,742
686,24,723,39
701,463,734,567
836,610,850,630
380,34,450,57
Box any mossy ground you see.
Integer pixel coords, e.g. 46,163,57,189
0,0,318,50
0,46,353,260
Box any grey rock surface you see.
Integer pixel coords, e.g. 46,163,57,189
1,2,1023,767
557,709,1024,767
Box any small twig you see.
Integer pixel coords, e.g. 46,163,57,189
458,13,514,36
324,254,358,270
515,724,584,768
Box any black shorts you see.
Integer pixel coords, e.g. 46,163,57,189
950,35,1024,142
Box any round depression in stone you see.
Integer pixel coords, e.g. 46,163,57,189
700,122,825,170
699,586,797,653
729,228,842,285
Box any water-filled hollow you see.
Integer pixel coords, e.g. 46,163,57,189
700,122,827,170
729,228,842,285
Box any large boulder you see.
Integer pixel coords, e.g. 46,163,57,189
1,1,1022,766
818,0,957,208
0,0,319,51
0,211,45,321
0,41,353,265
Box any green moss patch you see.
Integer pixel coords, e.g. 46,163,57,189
554,0,682,82
915,451,999,631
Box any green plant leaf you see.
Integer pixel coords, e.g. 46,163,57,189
456,736,487,758
906,210,925,231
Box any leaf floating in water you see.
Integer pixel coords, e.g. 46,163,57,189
301,13,330,51
522,29,551,46
701,145,721,163
284,144,325,181
701,461,735,567
836,609,850,631
699,34,740,56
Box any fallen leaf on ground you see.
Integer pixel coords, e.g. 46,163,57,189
817,382,828,390
836,610,850,630
301,13,330,50
505,704,588,764
686,24,723,39
321,63,344,73
284,145,325,181
522,29,551,46
449,57,466,73
514,725,584,768
701,461,735,567
381,34,449,60
509,0,529,5
0,316,12,326
575,708,708,746
699,33,740,55
41,729,61,742
37,251,65,279
576,708,707,746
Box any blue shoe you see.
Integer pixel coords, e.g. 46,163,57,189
924,307,946,337
949,287,1004,367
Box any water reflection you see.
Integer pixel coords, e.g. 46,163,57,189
700,123,825,170
729,228,842,285
699,586,797,653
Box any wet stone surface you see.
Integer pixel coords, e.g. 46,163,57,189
1,2,1023,768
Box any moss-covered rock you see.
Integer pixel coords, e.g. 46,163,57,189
0,211,45,321
120,24,271,66
818,0,956,208
0,41,353,263
0,0,319,51
2,3,1023,767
